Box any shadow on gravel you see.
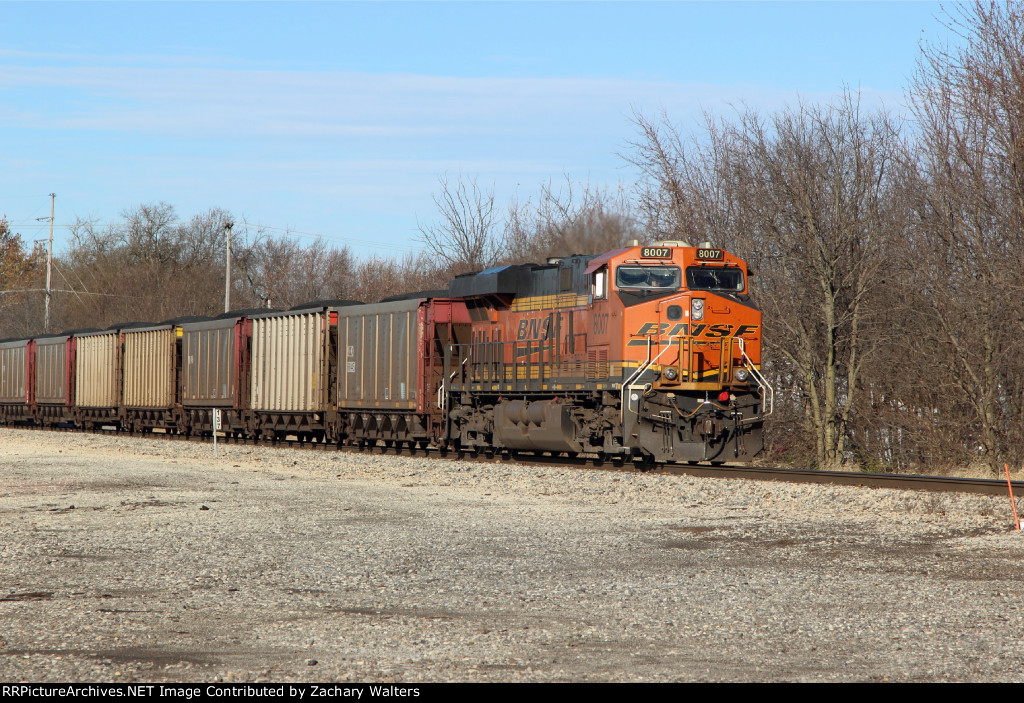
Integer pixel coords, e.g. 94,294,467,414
4,648,219,668
90,649,220,668
324,606,463,621
0,591,53,601
119,499,175,510
667,526,717,535
658,525,1001,552
655,525,1019,582
42,551,120,561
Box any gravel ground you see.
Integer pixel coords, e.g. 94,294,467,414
2,427,1024,683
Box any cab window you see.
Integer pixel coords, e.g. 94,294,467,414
685,266,744,292
615,265,681,290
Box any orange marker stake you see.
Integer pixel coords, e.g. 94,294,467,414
1004,463,1020,531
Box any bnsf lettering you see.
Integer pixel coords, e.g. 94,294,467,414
516,317,552,341
634,322,695,337
629,323,759,343
696,249,724,260
635,322,667,336
703,324,733,338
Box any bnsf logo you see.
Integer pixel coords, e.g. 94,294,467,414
628,322,758,345
517,317,552,340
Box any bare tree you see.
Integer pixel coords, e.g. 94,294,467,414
628,95,910,470
53,205,231,328
233,228,356,309
901,0,1024,472
0,218,45,338
623,109,736,244
417,173,500,272
503,177,639,263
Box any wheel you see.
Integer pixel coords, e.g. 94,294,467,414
632,455,654,471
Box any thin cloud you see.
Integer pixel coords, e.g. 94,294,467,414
0,65,895,139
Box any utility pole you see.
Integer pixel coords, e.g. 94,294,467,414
37,193,55,333
224,221,233,313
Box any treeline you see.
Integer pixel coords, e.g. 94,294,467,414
0,171,640,337
0,186,636,323
1,2,1021,473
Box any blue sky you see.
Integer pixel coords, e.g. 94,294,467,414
0,1,953,259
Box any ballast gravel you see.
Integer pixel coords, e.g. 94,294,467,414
1,428,1023,683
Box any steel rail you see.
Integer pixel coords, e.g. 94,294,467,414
651,462,1024,496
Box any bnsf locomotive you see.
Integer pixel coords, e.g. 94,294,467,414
0,241,770,464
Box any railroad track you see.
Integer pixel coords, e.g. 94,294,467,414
16,422,1024,497
652,463,1024,496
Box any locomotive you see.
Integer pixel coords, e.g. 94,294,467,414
0,240,770,464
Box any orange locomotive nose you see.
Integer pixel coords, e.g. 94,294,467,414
612,241,768,463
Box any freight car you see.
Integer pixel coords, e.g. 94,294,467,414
0,240,770,465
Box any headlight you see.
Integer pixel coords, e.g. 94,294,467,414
691,298,704,321
734,368,749,382
663,367,678,381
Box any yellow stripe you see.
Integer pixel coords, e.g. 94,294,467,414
510,293,589,312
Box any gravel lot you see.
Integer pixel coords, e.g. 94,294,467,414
2,428,1024,682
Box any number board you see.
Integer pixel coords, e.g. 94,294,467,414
640,247,672,259
695,248,724,260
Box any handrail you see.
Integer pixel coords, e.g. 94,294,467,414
621,334,683,422
679,336,733,385
620,337,651,423
438,355,469,410
737,337,773,418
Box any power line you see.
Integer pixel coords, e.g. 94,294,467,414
0,288,141,299
5,219,421,253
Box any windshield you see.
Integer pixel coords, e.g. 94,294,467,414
615,265,681,290
686,266,744,292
